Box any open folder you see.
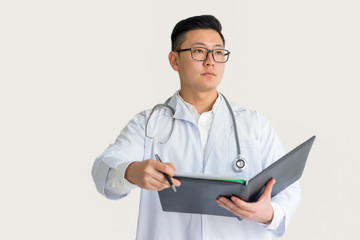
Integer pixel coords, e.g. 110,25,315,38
158,136,316,217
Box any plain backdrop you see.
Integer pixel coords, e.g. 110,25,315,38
1,1,359,239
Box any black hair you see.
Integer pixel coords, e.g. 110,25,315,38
171,15,225,51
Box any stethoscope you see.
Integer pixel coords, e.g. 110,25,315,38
220,93,248,172
146,93,247,172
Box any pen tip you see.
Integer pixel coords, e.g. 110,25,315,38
172,185,177,192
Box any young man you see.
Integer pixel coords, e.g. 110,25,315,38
92,15,300,239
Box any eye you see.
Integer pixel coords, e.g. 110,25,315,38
214,50,224,55
193,48,204,54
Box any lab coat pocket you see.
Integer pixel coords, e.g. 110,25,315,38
230,137,262,180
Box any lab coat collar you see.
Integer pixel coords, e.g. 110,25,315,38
167,91,223,124
166,91,196,124
167,90,246,122
176,91,221,116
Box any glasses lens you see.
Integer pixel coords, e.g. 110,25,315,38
190,48,230,62
191,47,208,61
213,49,229,63
145,106,174,144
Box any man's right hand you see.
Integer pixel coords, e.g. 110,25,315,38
124,159,181,191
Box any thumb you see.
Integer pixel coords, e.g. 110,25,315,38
261,178,276,199
165,162,177,172
155,161,176,176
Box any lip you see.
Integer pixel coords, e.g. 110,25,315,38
201,72,216,76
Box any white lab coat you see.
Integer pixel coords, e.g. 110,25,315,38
92,92,300,240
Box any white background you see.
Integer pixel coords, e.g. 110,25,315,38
1,0,359,239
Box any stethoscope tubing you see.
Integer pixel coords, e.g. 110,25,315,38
153,93,247,172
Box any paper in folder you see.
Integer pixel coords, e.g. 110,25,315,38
158,136,316,217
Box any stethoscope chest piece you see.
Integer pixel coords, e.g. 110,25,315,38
233,156,247,172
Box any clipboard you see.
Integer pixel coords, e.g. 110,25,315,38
158,136,316,217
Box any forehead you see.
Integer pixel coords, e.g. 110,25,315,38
181,29,224,48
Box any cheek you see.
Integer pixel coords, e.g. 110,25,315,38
179,62,200,77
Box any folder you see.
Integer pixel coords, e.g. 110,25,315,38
158,136,316,217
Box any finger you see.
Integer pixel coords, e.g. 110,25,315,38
171,177,181,187
153,161,176,176
142,164,170,187
150,168,171,185
259,178,276,200
230,196,253,211
148,181,169,191
144,160,179,190
165,163,177,172
217,197,238,212
152,167,181,188
145,160,173,180
217,197,249,217
144,173,170,190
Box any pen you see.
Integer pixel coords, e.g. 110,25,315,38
155,154,177,192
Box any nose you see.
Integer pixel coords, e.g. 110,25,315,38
204,50,215,66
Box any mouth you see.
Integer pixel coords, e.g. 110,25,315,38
201,72,216,76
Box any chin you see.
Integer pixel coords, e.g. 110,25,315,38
197,84,220,92
201,79,221,89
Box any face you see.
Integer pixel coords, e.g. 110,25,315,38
169,29,226,94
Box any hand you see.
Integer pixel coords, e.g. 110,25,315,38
216,178,276,224
124,159,181,191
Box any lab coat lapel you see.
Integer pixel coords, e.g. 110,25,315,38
203,98,232,169
169,93,197,124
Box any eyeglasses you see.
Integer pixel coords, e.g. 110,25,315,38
176,47,230,63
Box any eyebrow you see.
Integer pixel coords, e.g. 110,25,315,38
190,42,224,48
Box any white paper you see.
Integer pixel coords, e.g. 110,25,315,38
174,171,238,181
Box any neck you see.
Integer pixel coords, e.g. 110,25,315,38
179,89,218,114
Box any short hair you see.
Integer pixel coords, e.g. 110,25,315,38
171,15,225,51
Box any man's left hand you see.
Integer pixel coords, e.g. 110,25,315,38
216,178,276,224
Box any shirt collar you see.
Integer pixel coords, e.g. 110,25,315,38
176,91,221,115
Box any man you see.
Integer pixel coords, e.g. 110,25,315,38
92,15,300,239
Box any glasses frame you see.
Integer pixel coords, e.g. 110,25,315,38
176,47,231,63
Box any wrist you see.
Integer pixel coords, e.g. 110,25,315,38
262,208,274,225
124,161,138,184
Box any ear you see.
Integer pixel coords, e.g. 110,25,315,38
168,51,179,72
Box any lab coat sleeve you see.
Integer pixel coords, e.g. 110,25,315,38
91,110,148,199
258,113,301,237
104,162,137,197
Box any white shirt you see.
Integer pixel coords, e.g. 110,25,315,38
92,91,300,240
177,92,220,153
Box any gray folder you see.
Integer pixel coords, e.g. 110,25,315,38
158,136,316,217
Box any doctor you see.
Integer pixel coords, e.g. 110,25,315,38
92,15,300,240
